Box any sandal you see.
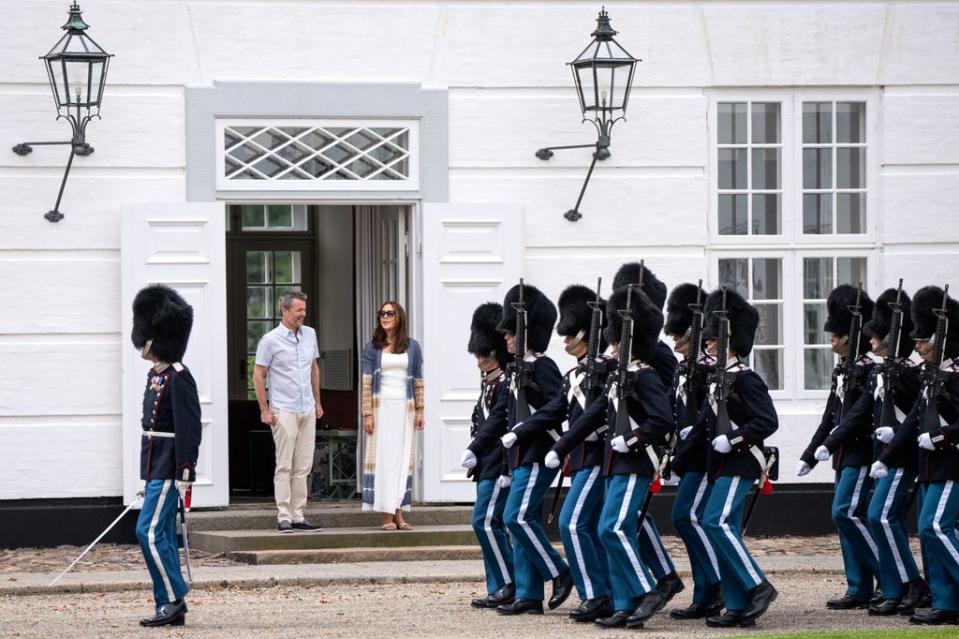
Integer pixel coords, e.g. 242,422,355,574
396,522,414,530
381,522,398,531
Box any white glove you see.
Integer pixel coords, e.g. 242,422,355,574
679,425,693,441
874,426,894,444
544,450,561,469
611,435,630,453
584,431,599,442
711,435,732,454
796,461,811,477
496,475,511,488
918,432,935,451
814,445,831,462
460,449,477,470
500,432,518,449
870,461,888,479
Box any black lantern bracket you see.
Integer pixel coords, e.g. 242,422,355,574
535,8,640,222
12,2,112,223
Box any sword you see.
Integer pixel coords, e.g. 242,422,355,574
49,490,145,586
179,485,193,582
742,450,777,535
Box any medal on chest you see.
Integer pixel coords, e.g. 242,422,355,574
149,374,167,392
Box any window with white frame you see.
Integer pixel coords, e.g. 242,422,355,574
710,92,876,398
215,119,419,191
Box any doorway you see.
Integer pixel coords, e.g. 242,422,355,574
225,203,411,500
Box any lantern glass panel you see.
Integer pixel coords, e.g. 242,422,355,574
64,60,91,105
574,64,598,111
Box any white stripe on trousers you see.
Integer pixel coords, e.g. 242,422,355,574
933,481,959,567
147,480,175,602
879,469,909,583
519,463,560,578
849,467,880,560
484,480,512,585
569,466,601,599
720,476,762,587
614,474,651,592
642,518,671,575
690,474,721,576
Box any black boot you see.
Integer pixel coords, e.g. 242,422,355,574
826,595,870,610
472,583,515,608
671,582,724,621
743,580,778,621
897,577,931,615
869,590,884,606
139,600,187,627
625,590,665,627
548,569,573,610
593,610,631,628
909,609,959,625
569,596,612,622
869,597,902,616
496,599,543,615
705,610,755,628
655,572,685,606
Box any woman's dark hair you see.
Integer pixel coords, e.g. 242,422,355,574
372,301,409,353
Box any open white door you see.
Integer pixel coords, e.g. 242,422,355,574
421,203,523,502
121,202,229,507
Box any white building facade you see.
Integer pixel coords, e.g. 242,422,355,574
2,1,958,512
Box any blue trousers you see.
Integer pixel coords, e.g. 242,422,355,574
672,471,721,604
867,468,920,599
832,466,881,598
638,515,675,581
599,474,655,612
918,480,959,611
558,466,609,602
472,478,514,595
136,479,188,610
703,475,765,612
505,463,568,600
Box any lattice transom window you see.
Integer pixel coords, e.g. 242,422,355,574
216,119,419,191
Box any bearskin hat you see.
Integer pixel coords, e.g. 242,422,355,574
556,284,608,353
612,262,667,311
468,302,512,367
823,284,874,354
664,282,707,338
910,285,959,359
131,284,194,363
863,288,914,359
496,282,557,353
701,288,760,357
603,287,663,362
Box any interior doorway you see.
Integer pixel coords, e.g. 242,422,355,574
225,202,411,500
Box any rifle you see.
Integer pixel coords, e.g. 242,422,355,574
922,285,950,444
510,279,532,421
838,283,865,419
878,280,905,430
613,284,639,439
709,288,733,442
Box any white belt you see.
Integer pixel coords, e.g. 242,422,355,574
143,430,175,439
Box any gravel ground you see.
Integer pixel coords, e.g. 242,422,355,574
0,575,928,639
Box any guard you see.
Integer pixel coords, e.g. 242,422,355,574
460,302,515,609
130,284,202,627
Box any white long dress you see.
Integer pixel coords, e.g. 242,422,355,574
366,351,414,513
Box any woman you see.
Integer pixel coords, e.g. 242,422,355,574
361,301,425,530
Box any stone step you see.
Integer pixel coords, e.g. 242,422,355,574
188,505,473,532
228,545,488,565
191,524,479,553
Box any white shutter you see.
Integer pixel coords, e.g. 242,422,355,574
121,202,228,507
421,203,523,502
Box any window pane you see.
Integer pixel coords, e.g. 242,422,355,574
837,257,867,288
241,205,265,229
754,303,782,345
246,251,272,284
752,194,780,235
752,258,782,300
751,148,780,189
247,320,272,353
273,251,301,285
803,102,832,143
718,102,747,144
836,147,866,188
804,349,834,390
836,102,866,143
267,205,293,228
754,349,783,390
803,148,832,189
718,259,748,298
751,102,781,143
804,303,828,344
291,205,308,231
718,194,747,235
718,148,747,189
247,286,272,320
803,193,833,234
803,257,833,299
837,193,866,233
